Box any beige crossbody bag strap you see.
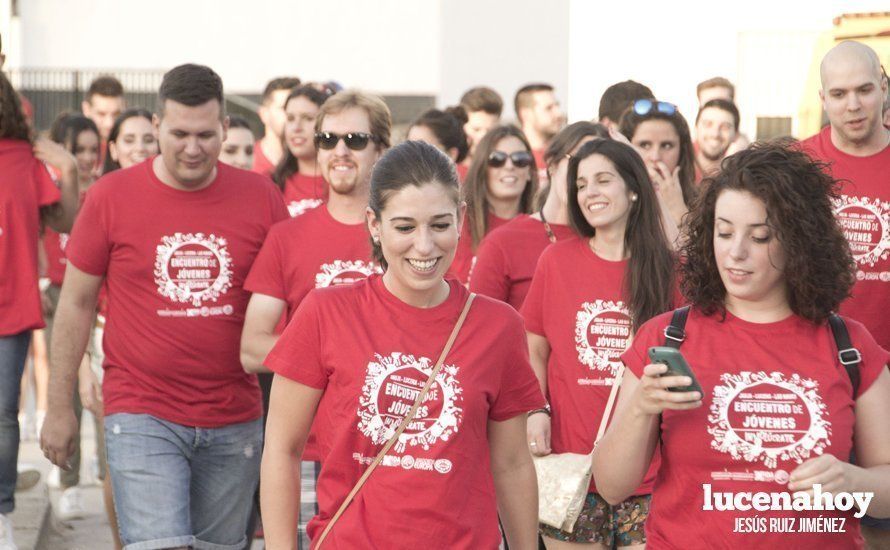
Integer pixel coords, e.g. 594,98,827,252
315,292,476,549
591,363,624,452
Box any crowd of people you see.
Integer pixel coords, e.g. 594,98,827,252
0,32,888,550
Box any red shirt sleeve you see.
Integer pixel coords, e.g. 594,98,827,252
519,250,548,336
244,223,288,300
469,236,509,303
264,290,327,389
34,161,60,206
488,307,546,421
621,314,664,379
65,186,110,277
845,317,890,399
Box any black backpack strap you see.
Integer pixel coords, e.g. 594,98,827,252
663,306,691,349
828,314,861,398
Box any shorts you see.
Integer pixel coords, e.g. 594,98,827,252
105,413,262,550
298,460,320,550
539,492,649,546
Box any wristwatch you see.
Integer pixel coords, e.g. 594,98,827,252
528,403,551,417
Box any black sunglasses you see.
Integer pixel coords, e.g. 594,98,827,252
314,131,378,151
632,99,678,117
487,150,534,168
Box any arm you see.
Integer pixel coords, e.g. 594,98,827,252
260,375,323,548
489,414,538,550
592,364,702,504
526,332,551,456
788,367,890,517
40,264,103,468
34,137,79,233
240,293,286,373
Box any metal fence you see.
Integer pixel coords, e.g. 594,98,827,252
6,68,435,139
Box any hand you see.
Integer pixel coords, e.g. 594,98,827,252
78,358,103,416
527,412,552,457
33,136,76,172
632,363,702,416
39,407,79,470
788,454,855,494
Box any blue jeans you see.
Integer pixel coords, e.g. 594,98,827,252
0,331,31,515
105,413,262,550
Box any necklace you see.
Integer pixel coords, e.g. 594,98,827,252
539,209,557,244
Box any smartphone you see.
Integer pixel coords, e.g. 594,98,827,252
647,346,703,394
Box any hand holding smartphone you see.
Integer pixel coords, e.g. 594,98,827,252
647,346,703,395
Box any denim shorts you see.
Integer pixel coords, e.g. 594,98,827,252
105,413,262,550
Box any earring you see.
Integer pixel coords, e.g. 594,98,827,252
372,235,380,244
630,193,638,202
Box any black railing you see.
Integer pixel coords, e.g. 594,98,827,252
6,68,434,140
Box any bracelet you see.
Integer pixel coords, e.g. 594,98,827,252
528,404,551,417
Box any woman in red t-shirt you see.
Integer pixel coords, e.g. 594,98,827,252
406,107,470,181
522,139,677,547
102,108,158,175
261,140,544,549
271,85,331,217
470,121,609,310
449,125,539,284
618,99,696,244
593,143,890,549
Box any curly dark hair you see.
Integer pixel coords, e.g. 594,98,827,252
680,140,855,322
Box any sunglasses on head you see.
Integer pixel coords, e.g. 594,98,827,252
487,150,534,168
633,99,678,117
314,131,378,151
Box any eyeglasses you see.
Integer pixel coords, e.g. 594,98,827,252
487,150,534,168
632,99,678,117
314,131,378,151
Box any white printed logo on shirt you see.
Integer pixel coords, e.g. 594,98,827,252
315,259,380,288
834,195,890,270
708,371,831,469
287,199,323,218
574,299,631,381
154,232,233,307
357,352,463,454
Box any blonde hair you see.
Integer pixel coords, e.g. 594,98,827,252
315,89,392,149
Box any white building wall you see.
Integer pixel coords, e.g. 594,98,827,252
16,0,442,95
437,0,570,124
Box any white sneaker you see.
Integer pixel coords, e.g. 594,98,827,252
14,464,40,492
57,487,86,521
46,466,60,489
0,514,17,550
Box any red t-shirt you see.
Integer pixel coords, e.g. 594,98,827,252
522,237,659,493
244,205,380,460
252,140,276,176
456,163,469,183
66,160,289,427
282,172,327,218
43,229,69,286
470,213,575,309
0,140,60,335
449,211,511,285
622,308,890,549
265,275,545,549
802,127,890,350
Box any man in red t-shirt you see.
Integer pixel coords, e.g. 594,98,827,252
241,90,390,547
253,77,301,176
41,64,288,550
801,40,890,545
0,69,80,541
81,76,125,167
515,83,564,186
693,99,739,180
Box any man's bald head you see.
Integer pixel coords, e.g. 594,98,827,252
819,40,888,151
820,40,883,89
